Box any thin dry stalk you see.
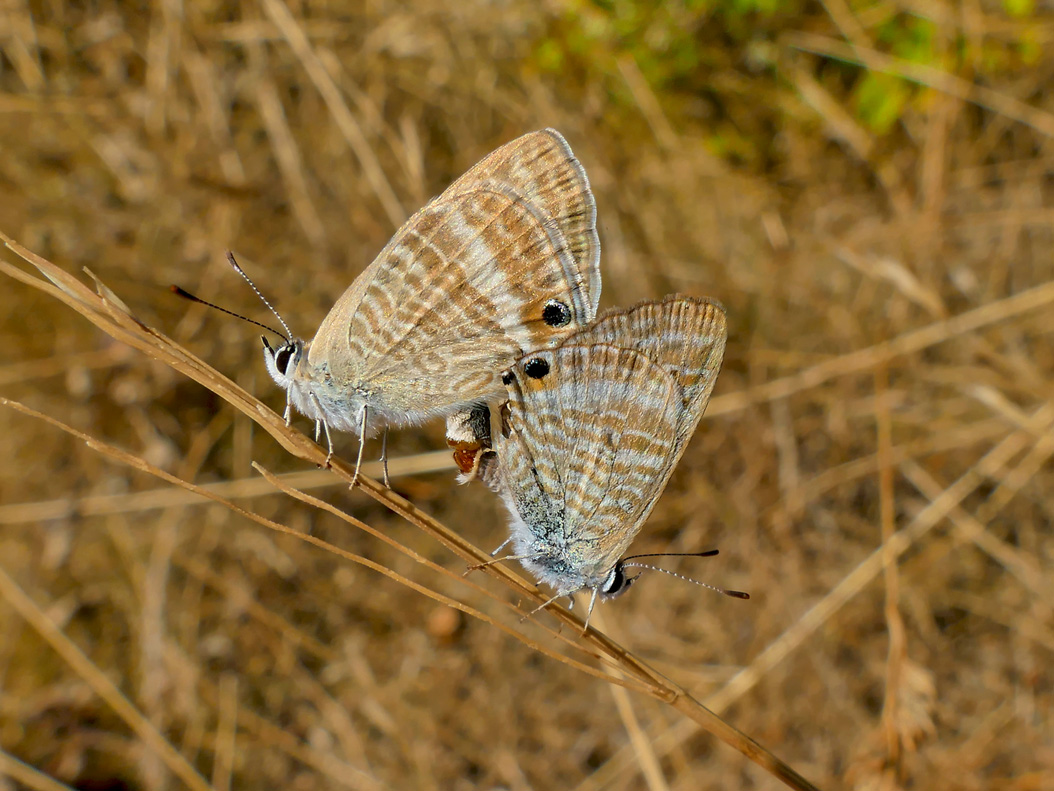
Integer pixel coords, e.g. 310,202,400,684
578,402,1054,789
0,749,77,791
0,347,126,386
258,0,405,228
793,418,1009,512
0,562,214,791
247,38,327,248
901,462,1054,611
211,675,238,791
0,450,454,525
786,59,912,216
706,277,1054,417
876,365,907,782
591,608,670,791
0,233,821,791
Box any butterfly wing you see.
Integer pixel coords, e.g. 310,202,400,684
568,296,726,464
308,130,601,422
498,344,681,590
444,128,601,316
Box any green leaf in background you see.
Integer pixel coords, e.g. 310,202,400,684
854,72,909,134
1003,0,1034,18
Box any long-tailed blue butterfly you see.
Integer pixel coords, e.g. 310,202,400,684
260,129,601,475
485,296,737,621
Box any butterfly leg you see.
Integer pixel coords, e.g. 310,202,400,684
520,589,565,622
306,393,334,466
350,405,368,487
380,427,391,488
580,589,600,635
464,550,529,576
490,537,513,557
321,420,334,467
282,400,292,426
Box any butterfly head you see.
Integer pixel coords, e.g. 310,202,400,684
262,336,306,389
261,335,380,435
509,521,635,602
515,545,642,633
597,560,640,599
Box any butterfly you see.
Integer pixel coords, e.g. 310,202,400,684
485,296,728,620
262,129,601,474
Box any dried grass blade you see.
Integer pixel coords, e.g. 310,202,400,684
0,558,215,791
1,237,823,791
1,397,656,697
0,451,454,525
784,32,1054,139
708,278,1054,416
582,405,1054,790
0,749,78,791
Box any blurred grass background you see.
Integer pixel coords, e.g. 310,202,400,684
2,0,1053,789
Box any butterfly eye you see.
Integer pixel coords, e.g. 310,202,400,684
523,358,550,379
542,299,572,327
601,564,632,597
274,345,295,375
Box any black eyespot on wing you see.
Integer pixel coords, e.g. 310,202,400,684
542,299,572,327
501,370,515,385
524,358,550,379
274,345,294,375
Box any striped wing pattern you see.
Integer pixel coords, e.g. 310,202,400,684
568,296,726,461
499,344,681,592
452,298,723,481
444,129,601,317
307,129,600,422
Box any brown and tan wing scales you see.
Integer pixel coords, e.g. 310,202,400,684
568,296,726,461
443,128,601,316
308,130,601,421
337,189,585,407
500,344,681,583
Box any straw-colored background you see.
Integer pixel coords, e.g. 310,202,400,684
2,1,1052,789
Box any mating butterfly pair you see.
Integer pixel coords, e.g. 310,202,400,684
259,130,729,615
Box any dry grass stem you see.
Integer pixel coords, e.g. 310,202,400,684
707,278,1054,417
4,14,1052,785
0,750,77,791
1,236,819,791
211,674,238,791
580,404,1054,787
0,450,454,525
0,562,213,791
876,365,908,782
259,0,405,228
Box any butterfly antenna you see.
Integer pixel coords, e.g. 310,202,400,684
170,285,289,343
620,561,750,600
225,251,296,341
621,549,721,562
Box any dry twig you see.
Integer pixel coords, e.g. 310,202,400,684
0,232,822,791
